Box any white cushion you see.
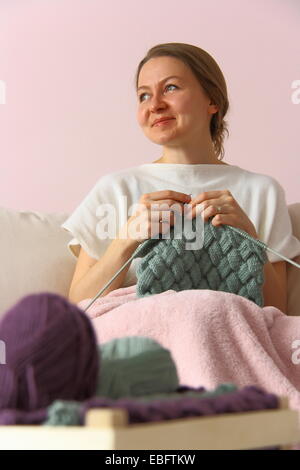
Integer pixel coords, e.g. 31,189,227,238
0,207,76,317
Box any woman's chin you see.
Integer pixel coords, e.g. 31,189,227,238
146,132,180,146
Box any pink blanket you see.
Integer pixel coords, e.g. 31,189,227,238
78,286,300,425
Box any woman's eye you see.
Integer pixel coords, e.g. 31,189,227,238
139,93,148,102
166,84,177,92
139,84,178,102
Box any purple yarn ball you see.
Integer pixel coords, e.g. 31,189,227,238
0,292,100,411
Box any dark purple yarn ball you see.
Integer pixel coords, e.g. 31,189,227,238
0,292,100,411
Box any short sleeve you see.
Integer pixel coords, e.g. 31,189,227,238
259,178,300,263
60,174,128,262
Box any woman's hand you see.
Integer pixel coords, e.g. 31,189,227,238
188,190,258,239
118,190,192,244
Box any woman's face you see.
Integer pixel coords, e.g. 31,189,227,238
136,56,218,146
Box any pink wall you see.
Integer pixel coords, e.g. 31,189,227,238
0,0,299,213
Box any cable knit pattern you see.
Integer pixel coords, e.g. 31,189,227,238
135,217,268,306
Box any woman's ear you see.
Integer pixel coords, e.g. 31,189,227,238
209,102,218,114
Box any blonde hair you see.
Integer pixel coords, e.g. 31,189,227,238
135,42,230,161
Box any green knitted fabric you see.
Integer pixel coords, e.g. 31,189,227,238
43,400,81,426
134,216,268,307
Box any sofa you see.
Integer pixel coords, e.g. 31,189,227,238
1,204,300,318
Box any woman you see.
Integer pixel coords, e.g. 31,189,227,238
61,43,300,313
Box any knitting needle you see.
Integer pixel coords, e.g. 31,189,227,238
83,223,300,313
82,251,140,312
227,225,300,269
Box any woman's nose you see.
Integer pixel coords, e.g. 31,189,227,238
149,94,166,111
150,103,167,113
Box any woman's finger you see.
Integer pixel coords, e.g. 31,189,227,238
144,190,191,204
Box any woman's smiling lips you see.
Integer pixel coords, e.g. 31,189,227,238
152,118,175,127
